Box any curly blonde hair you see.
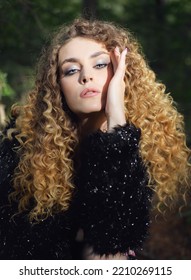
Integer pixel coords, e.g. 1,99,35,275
8,18,190,221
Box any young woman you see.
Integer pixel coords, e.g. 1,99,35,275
0,18,190,260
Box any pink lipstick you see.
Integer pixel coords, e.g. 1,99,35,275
80,88,100,98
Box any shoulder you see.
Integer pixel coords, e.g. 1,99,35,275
0,117,20,156
0,118,20,186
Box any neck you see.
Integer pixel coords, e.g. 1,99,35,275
78,110,107,138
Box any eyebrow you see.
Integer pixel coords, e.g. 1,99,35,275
60,51,109,66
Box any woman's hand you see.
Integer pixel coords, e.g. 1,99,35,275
105,47,127,131
82,245,128,260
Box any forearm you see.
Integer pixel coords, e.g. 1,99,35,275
106,47,127,132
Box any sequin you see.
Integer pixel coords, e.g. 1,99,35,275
0,121,152,259
75,123,152,256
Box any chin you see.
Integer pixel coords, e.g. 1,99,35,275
84,105,104,113
75,102,106,116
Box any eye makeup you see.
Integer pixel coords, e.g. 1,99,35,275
60,54,111,77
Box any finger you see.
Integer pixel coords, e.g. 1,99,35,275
114,46,121,60
110,47,121,73
114,48,127,79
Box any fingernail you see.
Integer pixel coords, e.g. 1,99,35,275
124,48,128,55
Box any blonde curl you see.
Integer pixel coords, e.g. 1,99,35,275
7,18,190,221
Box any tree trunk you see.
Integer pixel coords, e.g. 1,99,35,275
82,0,98,19
155,0,166,72
155,0,166,22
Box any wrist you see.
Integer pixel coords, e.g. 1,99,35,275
107,111,126,131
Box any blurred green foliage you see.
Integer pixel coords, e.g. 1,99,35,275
0,71,15,98
0,0,190,259
0,70,15,108
0,0,190,141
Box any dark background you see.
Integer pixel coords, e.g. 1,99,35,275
0,0,191,259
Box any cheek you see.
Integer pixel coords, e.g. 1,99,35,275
60,80,73,107
60,79,75,102
60,79,81,114
60,79,69,95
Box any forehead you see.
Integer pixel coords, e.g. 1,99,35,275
58,37,108,59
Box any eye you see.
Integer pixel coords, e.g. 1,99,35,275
94,63,108,69
64,68,79,76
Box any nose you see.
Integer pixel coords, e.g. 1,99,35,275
79,68,93,84
81,76,93,84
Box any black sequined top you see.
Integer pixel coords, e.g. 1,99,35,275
0,122,152,259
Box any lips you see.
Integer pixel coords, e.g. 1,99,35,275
80,88,100,98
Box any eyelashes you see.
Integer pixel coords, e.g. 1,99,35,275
64,68,79,76
62,61,111,77
94,63,109,69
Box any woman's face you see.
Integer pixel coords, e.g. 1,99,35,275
58,37,113,117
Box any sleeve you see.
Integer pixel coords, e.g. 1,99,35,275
77,123,153,256
0,200,73,259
